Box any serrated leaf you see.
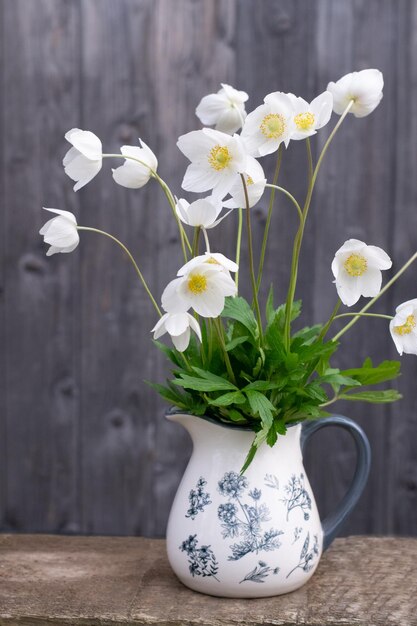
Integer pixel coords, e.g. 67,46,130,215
208,391,246,407
245,390,275,429
243,380,284,392
225,335,249,351
319,373,362,387
222,296,258,340
174,373,237,392
340,360,401,386
339,390,402,403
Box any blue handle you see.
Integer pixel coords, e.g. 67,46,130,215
301,415,371,550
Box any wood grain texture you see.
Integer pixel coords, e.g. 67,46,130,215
1,0,417,537
0,534,416,625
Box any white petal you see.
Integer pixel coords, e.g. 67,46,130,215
310,91,333,129
185,199,219,227
335,275,362,307
152,314,168,339
172,328,191,352
65,129,102,160
42,217,79,248
358,267,382,297
220,83,248,103
215,108,245,134
64,153,102,191
63,146,79,168
177,130,216,161
138,139,158,171
161,277,189,313
41,207,77,224
165,312,190,336
196,93,229,125
112,161,151,189
182,163,220,193
187,314,202,341
395,299,417,315
365,245,392,270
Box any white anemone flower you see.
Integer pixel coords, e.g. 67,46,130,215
63,128,102,191
389,300,417,356
178,252,238,276
327,69,384,118
177,128,247,198
162,263,237,318
240,91,295,157
223,156,266,209
112,140,157,189
175,197,230,229
39,208,79,257
331,239,392,307
287,91,333,140
152,311,201,352
195,83,248,134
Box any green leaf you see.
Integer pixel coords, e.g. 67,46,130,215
319,373,362,387
174,373,237,392
339,390,402,403
243,380,285,392
225,335,250,351
245,390,275,428
340,359,401,386
153,340,182,367
240,440,258,474
146,381,188,408
222,297,258,340
208,391,246,407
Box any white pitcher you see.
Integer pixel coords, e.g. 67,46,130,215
166,412,370,598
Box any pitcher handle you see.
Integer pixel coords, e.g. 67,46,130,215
301,415,371,551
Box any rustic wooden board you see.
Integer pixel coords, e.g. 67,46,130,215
0,534,416,625
1,0,417,537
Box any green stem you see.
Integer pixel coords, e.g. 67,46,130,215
283,100,354,350
77,226,161,316
256,147,283,291
241,174,263,341
214,318,236,385
102,153,191,261
332,250,417,342
235,208,243,292
318,299,341,342
192,227,201,257
265,184,303,221
334,312,393,321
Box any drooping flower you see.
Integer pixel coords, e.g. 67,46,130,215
175,197,230,229
389,300,417,356
240,91,294,157
223,156,266,209
287,91,333,140
112,140,157,188
161,260,237,318
63,128,102,191
327,69,384,118
195,83,248,134
151,311,201,352
39,208,79,256
177,128,247,198
331,239,392,307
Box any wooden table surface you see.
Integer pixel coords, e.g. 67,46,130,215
0,534,416,626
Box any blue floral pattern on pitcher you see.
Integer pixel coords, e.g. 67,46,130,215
185,477,212,519
217,471,284,561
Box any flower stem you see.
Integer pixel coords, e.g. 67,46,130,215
102,153,191,261
265,184,303,221
192,226,201,257
283,100,354,350
214,318,236,385
202,227,211,253
235,208,243,292
241,174,263,342
256,147,283,292
332,250,417,341
334,312,393,321
77,226,161,316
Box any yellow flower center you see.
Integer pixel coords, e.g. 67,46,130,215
260,113,286,139
188,273,208,294
246,175,254,185
393,315,416,336
294,111,315,130
208,145,232,171
344,254,368,277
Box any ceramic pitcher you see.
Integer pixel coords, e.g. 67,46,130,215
166,412,371,598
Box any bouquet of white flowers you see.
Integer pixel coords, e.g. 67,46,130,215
40,69,415,470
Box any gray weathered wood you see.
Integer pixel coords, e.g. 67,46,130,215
1,0,417,537
0,534,416,625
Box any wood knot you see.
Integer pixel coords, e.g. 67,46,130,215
20,253,47,275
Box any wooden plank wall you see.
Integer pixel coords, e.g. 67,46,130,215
1,0,416,537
